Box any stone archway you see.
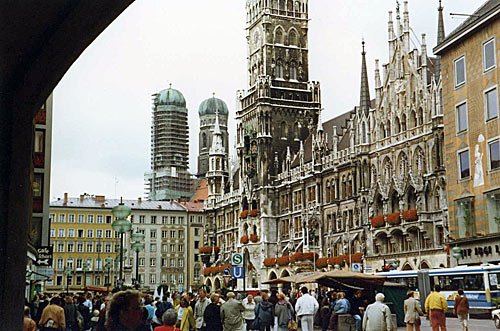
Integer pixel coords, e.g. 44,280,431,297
402,263,413,271
1,3,134,328
420,261,430,269
214,277,221,290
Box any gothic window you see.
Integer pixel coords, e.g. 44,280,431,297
386,120,391,137
275,27,284,44
276,60,284,79
326,180,331,202
288,29,297,46
202,132,207,148
395,117,401,134
290,61,297,80
410,110,417,128
361,122,367,144
401,114,407,131
379,123,385,139
294,122,300,139
417,108,424,126
280,121,288,138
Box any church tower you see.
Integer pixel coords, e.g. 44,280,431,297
197,95,229,178
206,110,228,205
238,0,321,190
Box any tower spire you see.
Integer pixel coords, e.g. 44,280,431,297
359,40,371,116
437,0,445,44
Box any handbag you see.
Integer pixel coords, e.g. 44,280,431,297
414,316,421,326
251,317,261,330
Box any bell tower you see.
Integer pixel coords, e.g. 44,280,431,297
238,0,321,189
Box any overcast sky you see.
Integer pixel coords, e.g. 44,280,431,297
51,0,485,200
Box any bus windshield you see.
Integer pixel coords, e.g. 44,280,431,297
433,274,485,291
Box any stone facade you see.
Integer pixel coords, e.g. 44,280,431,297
202,1,449,290
434,1,500,266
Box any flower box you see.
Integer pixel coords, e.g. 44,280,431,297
276,256,290,266
402,209,418,221
249,209,259,217
199,246,220,254
351,253,363,263
263,258,276,267
327,256,344,266
240,210,248,219
240,235,249,244
290,251,318,263
386,212,401,225
370,215,385,228
249,234,259,242
316,257,328,269
290,252,302,263
203,267,214,276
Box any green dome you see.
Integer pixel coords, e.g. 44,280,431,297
198,97,229,116
156,87,186,107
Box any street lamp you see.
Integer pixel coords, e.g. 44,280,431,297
131,232,145,289
451,246,462,266
64,267,72,294
82,261,90,289
112,197,132,287
104,257,114,291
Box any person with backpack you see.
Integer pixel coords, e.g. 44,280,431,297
254,292,274,331
274,293,294,331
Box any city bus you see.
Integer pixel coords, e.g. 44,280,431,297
375,264,500,314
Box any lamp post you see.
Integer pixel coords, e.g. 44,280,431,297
64,267,72,294
111,197,132,288
451,246,462,266
104,257,113,291
131,232,145,289
82,261,90,289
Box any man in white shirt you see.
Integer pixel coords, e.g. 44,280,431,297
294,287,319,331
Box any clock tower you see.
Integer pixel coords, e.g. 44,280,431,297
238,0,321,189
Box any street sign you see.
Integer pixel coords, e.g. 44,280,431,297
223,268,231,276
231,253,243,266
34,267,54,280
35,246,53,267
351,263,362,273
232,266,244,278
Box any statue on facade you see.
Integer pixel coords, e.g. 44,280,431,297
473,143,484,187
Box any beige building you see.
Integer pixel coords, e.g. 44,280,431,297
434,0,499,265
48,195,190,293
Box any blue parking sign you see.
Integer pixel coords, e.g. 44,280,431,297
232,266,244,278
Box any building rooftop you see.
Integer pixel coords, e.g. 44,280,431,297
179,201,205,212
190,179,208,202
50,194,186,211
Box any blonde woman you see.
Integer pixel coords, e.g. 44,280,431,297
175,296,196,331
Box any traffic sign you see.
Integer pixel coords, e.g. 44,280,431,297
231,253,243,266
232,266,244,278
35,246,53,267
223,268,231,276
351,263,362,273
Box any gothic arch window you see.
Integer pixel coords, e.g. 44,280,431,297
290,61,297,80
395,117,401,134
386,120,391,137
275,27,284,44
410,110,417,128
413,147,425,174
288,29,297,46
417,107,424,126
379,123,385,139
202,132,207,148
325,180,331,202
397,152,408,180
280,121,288,138
361,122,367,143
401,114,407,131
294,122,300,139
276,60,284,79
279,0,285,11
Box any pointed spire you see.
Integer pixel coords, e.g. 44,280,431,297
375,59,381,88
437,0,445,44
359,40,371,116
388,11,395,40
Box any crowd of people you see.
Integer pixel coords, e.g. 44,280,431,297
24,284,469,331
24,286,399,331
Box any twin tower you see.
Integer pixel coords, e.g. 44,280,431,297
144,86,229,201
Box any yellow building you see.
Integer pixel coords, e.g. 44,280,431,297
47,194,119,292
434,1,499,265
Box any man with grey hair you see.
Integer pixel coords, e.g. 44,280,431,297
221,292,245,331
160,308,178,328
195,288,210,331
362,293,392,331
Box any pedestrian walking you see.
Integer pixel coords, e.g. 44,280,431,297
175,296,196,331
221,291,245,331
404,291,423,331
194,289,210,331
274,293,294,331
63,296,78,331
362,293,392,331
294,287,319,331
154,308,178,331
454,289,469,331
39,296,66,331
424,285,448,331
23,306,37,331
204,293,223,331
242,294,256,330
254,292,274,331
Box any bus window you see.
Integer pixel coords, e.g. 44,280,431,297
436,274,484,291
489,273,499,290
